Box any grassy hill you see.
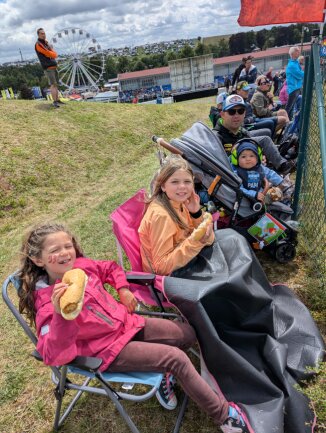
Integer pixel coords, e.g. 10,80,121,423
0,99,324,433
202,34,231,46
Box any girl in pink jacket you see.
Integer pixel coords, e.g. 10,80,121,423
17,221,252,433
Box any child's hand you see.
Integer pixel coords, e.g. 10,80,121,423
118,288,138,313
257,192,266,202
199,222,213,244
184,191,201,213
51,282,68,314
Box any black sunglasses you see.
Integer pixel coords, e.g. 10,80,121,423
227,108,246,115
260,81,270,85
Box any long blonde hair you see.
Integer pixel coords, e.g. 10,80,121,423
146,155,194,230
18,222,83,325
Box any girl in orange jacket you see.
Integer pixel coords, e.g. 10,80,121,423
139,156,214,275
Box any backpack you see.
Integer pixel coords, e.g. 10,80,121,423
278,133,299,159
209,106,220,128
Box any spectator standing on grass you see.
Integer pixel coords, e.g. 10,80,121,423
231,58,246,89
273,72,280,96
238,56,258,88
224,75,231,93
35,28,62,109
285,46,304,119
266,66,273,82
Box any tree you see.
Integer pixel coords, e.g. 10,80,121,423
207,43,220,58
117,56,131,73
274,27,290,47
194,42,209,56
217,39,229,57
245,31,257,52
165,50,177,62
105,56,117,79
131,60,147,71
178,44,194,59
229,33,246,55
256,29,268,49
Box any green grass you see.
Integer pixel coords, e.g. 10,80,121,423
0,98,324,433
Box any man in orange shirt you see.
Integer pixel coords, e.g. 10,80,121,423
35,28,61,108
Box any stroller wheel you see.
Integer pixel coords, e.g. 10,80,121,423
274,242,296,263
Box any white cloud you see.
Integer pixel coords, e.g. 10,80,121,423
0,0,265,63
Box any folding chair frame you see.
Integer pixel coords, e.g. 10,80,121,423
2,273,188,433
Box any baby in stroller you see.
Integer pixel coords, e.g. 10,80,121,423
230,138,293,207
152,121,297,263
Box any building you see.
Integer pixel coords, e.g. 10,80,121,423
116,43,311,92
213,43,311,77
118,66,170,91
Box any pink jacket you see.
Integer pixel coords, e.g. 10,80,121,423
34,257,145,371
279,81,288,106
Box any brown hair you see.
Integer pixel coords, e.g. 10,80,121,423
146,155,194,231
37,28,44,35
256,74,268,85
17,222,83,325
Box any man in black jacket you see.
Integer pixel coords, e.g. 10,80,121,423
213,94,295,174
35,28,61,108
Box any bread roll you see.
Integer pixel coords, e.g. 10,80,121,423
190,212,213,241
60,268,87,320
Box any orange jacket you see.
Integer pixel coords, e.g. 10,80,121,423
35,39,58,70
138,200,214,275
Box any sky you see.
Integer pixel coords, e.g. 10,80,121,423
0,0,277,64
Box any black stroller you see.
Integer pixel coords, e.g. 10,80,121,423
152,121,298,263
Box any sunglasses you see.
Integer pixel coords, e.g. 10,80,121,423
227,108,246,115
259,81,270,85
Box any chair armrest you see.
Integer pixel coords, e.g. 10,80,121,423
126,272,156,286
31,349,102,372
68,356,103,372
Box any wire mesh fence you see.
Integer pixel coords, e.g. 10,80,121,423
294,40,326,295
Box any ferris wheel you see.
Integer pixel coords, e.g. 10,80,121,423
50,28,105,91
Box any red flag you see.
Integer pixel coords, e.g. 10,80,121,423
238,0,326,26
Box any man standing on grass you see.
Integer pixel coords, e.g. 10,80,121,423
35,28,62,109
285,46,304,120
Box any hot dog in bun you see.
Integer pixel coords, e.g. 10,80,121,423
60,268,87,320
190,212,213,241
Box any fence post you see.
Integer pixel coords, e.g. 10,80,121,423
292,46,315,218
312,42,326,201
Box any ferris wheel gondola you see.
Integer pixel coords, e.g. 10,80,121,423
50,28,105,91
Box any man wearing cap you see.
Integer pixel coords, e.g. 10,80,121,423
213,94,296,175
235,81,277,137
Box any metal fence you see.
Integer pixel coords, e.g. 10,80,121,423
293,38,326,292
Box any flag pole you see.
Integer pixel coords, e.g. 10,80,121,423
319,2,326,37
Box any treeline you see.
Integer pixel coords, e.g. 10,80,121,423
105,23,322,78
1,23,322,91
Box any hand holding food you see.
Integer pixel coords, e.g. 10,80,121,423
190,212,213,241
59,268,87,320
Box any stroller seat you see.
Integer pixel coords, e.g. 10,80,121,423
153,121,298,263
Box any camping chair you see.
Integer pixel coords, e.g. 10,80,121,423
110,189,172,311
2,273,188,433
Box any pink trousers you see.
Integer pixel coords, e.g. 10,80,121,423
108,318,229,425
